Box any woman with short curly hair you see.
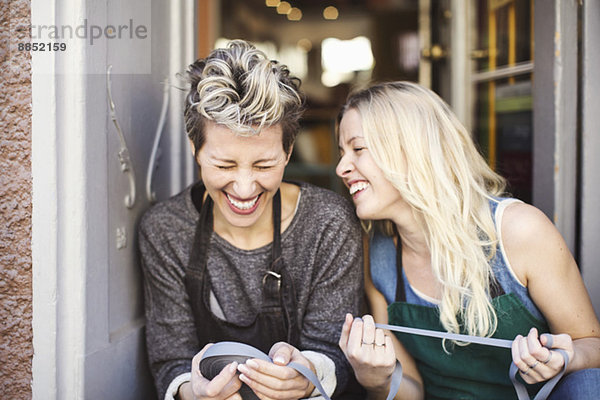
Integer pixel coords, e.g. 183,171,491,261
140,40,363,400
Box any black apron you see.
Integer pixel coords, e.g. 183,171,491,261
184,182,300,354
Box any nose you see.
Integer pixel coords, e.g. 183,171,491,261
232,169,257,198
336,153,353,178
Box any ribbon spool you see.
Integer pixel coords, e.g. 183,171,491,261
200,354,259,399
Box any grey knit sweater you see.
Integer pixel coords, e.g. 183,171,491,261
138,181,363,398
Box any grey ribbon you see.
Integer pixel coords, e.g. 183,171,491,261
201,342,334,400
376,323,569,400
200,326,567,400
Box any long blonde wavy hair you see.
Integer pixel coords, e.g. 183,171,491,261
339,81,507,338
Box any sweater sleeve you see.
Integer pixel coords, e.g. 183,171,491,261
138,208,199,399
295,194,364,395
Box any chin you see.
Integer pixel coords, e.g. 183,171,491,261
221,202,266,229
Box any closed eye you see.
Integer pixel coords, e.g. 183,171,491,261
216,165,234,170
255,165,275,171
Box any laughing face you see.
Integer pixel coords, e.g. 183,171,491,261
196,121,290,231
336,108,405,221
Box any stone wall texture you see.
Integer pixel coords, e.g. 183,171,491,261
0,0,33,398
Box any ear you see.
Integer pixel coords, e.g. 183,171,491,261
284,144,294,165
188,138,196,156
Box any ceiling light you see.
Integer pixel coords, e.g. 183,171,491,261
297,38,312,52
287,7,302,21
323,6,339,20
277,1,292,14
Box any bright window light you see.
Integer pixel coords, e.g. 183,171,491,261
321,36,374,87
213,38,307,80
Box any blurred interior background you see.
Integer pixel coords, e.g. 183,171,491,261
199,0,536,202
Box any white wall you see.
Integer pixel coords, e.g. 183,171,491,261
31,0,196,398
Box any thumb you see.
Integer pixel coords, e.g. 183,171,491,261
269,342,294,366
540,333,572,350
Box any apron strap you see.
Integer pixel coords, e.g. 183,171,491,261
262,190,284,303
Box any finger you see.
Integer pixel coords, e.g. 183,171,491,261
224,393,243,400
192,343,214,378
526,328,546,361
384,334,396,360
541,333,571,369
220,375,243,399
541,333,572,351
347,317,364,355
374,328,386,350
239,371,306,400
339,313,354,352
238,362,298,392
362,315,376,346
242,358,299,381
269,342,294,366
512,335,534,382
203,362,239,397
519,334,546,382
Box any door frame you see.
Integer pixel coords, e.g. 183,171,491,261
31,0,196,397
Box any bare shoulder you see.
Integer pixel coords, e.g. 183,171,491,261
501,202,557,239
500,201,574,286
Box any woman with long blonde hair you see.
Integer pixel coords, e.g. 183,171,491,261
336,81,600,399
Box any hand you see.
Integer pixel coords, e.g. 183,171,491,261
511,327,575,384
182,343,243,400
236,342,315,400
339,313,396,393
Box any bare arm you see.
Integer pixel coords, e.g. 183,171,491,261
503,203,600,381
339,235,423,400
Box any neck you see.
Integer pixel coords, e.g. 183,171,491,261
392,213,430,258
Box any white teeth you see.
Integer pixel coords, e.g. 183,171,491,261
349,181,369,195
226,193,259,210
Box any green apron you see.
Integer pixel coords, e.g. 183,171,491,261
388,293,549,400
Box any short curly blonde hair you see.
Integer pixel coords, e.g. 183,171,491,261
185,40,304,156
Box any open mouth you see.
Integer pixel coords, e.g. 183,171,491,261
225,192,262,214
349,181,370,198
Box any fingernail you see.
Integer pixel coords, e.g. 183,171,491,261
541,334,553,347
246,359,259,369
273,355,285,364
237,364,248,374
354,317,363,322
229,362,238,373
239,373,248,383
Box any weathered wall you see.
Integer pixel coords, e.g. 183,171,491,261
0,0,33,398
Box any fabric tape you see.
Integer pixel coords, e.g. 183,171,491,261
199,325,569,400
